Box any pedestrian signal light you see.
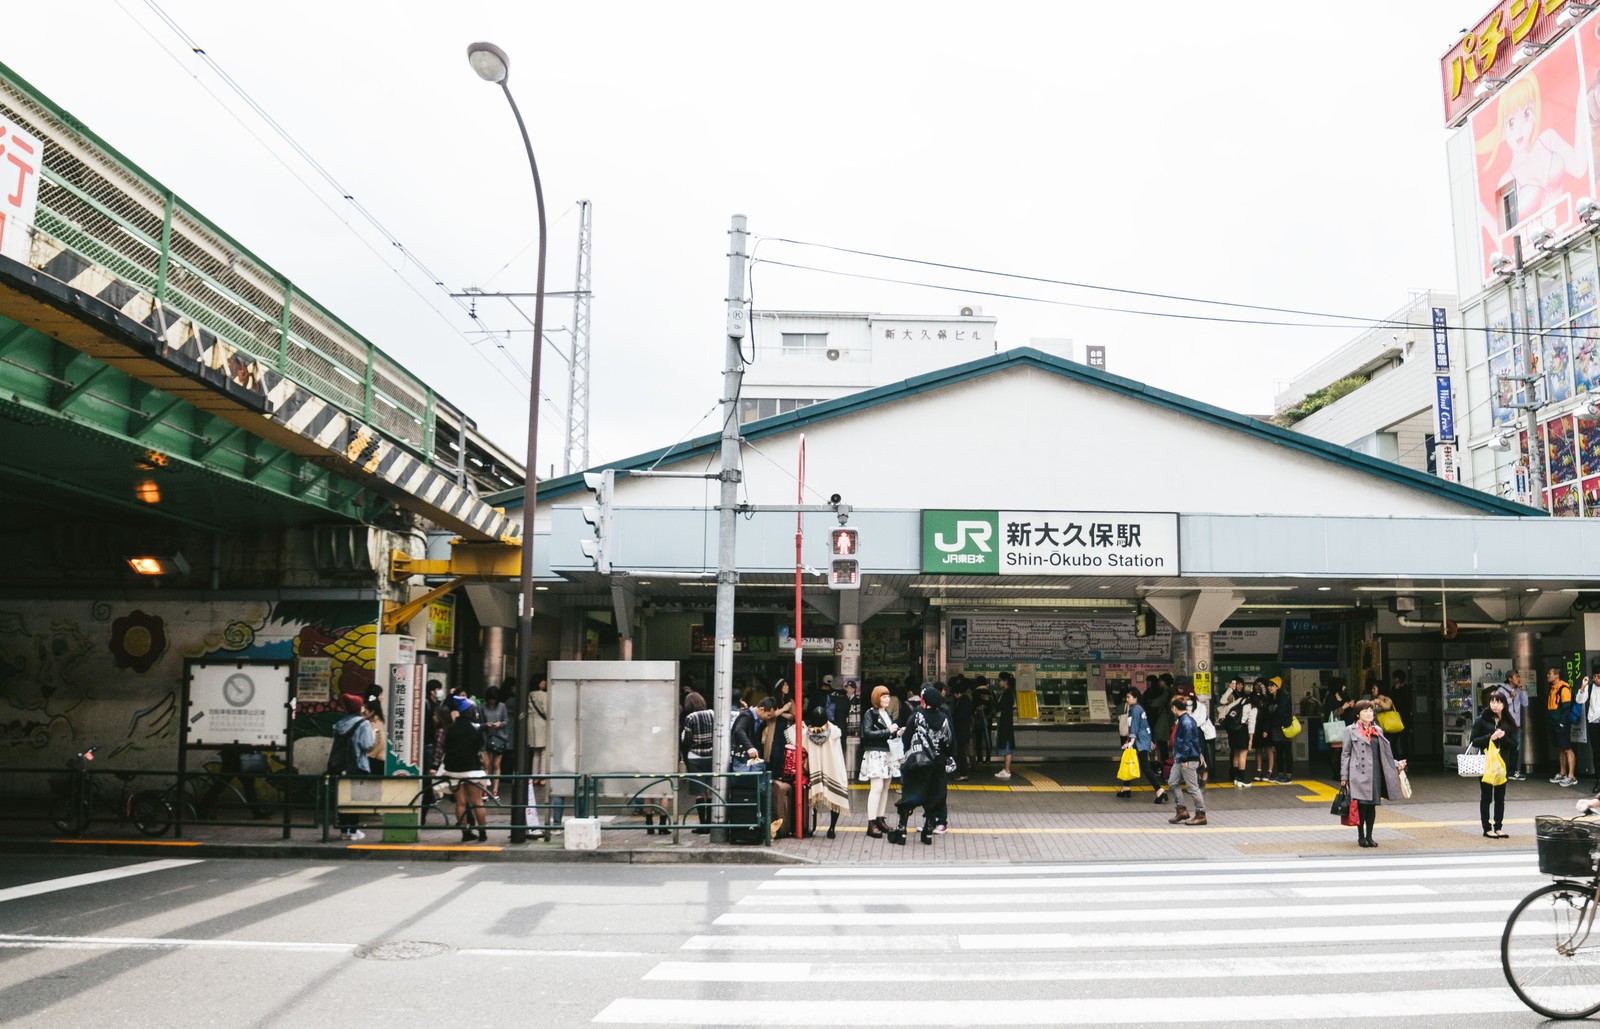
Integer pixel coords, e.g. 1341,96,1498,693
828,527,859,591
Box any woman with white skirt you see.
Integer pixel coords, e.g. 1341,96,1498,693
858,684,902,838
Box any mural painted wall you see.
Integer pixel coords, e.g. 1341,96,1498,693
0,598,378,782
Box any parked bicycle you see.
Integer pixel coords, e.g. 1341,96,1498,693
1502,814,1600,1019
47,746,171,836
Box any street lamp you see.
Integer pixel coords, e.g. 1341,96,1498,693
468,40,547,844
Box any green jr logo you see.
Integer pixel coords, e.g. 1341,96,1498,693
921,511,999,574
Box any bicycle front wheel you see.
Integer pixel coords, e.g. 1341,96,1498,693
1502,880,1600,1019
131,792,172,836
49,793,87,835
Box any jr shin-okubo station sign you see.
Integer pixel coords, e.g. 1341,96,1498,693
921,510,1180,575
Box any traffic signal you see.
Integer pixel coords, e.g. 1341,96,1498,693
828,527,859,591
580,469,613,574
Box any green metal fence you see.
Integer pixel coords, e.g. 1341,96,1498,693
0,60,453,458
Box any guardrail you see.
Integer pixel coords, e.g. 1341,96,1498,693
0,766,772,846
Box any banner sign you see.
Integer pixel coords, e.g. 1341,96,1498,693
1441,0,1581,126
921,510,1179,576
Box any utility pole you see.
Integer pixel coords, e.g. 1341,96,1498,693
564,200,593,475
1512,238,1546,505
711,214,748,835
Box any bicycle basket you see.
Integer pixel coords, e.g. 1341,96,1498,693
1535,816,1600,877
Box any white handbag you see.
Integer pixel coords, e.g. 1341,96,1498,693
1457,744,1487,778
1324,717,1346,746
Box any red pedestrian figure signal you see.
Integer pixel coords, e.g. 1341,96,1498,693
829,528,859,590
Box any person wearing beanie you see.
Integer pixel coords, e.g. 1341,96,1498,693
888,684,953,845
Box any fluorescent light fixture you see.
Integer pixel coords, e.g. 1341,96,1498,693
1317,586,1332,591
1354,585,1502,593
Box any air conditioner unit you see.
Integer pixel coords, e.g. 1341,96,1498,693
825,348,841,361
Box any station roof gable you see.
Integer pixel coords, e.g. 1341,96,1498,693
502,347,1537,518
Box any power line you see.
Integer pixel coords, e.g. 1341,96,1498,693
130,0,529,397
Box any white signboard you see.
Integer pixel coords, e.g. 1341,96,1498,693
0,116,41,265
1212,626,1283,655
186,660,290,747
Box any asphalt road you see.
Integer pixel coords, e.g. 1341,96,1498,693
0,852,1587,1027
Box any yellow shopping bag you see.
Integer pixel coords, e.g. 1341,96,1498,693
1117,747,1141,782
1482,742,1507,786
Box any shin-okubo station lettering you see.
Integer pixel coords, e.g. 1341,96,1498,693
921,510,1179,575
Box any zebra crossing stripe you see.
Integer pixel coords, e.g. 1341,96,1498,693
756,864,1538,892
593,989,1525,1024
769,852,1530,878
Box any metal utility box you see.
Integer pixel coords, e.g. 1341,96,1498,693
547,660,679,801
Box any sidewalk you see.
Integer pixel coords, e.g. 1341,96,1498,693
2,762,1583,865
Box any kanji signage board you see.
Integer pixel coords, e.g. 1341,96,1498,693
921,510,1179,576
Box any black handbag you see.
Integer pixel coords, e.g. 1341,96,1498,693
1330,787,1351,818
900,718,935,773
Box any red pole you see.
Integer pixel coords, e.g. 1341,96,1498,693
793,435,806,839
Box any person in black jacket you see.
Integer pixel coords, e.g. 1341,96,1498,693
730,696,776,771
888,685,953,846
1472,688,1519,838
442,696,488,843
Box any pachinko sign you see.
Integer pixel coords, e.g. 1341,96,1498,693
0,114,41,265
1442,0,1582,127
1463,19,1600,282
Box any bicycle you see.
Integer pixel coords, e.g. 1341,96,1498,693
47,747,171,837
1501,814,1600,1019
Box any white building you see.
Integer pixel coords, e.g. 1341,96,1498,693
1275,291,1460,477
1441,3,1600,516
738,307,999,423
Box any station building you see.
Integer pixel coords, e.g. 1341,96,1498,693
507,346,1600,769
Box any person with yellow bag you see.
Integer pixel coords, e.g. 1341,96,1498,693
1471,688,1518,839
1116,686,1166,802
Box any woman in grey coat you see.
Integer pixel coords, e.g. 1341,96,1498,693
1340,699,1407,848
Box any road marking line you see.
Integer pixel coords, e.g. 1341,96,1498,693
594,989,1527,1024
646,948,1508,982
0,933,653,959
758,867,1542,893
714,898,1493,927
0,858,202,904
50,839,201,847
771,852,1528,877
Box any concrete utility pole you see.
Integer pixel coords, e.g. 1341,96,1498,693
711,214,748,828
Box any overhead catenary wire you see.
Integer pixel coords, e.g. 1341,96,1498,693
128,0,532,397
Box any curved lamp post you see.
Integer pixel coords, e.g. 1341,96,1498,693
468,40,546,844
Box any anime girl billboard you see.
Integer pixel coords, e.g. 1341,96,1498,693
1473,37,1587,283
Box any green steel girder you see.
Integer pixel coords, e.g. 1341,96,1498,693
130,393,185,441
0,315,374,527
54,362,113,413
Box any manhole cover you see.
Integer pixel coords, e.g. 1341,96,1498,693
352,940,455,961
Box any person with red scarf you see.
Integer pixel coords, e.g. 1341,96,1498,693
1340,699,1407,848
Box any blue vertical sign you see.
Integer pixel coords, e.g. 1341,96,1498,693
1431,307,1456,444
1431,307,1451,373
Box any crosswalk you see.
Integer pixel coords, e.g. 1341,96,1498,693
593,851,1559,1025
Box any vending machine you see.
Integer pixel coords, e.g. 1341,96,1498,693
1442,658,1508,767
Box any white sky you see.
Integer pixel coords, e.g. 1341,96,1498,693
6,1,1482,475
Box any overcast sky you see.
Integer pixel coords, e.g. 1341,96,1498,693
7,1,1479,475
